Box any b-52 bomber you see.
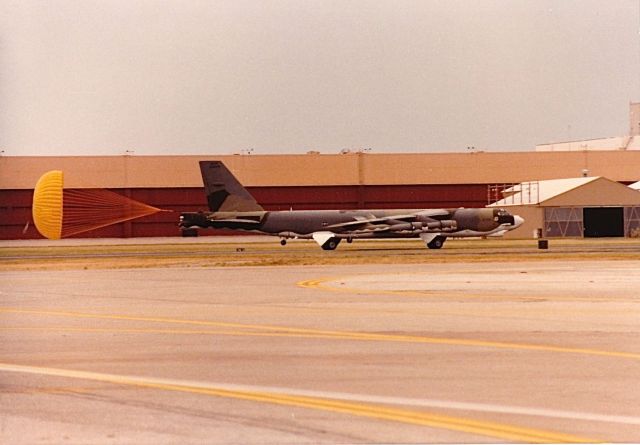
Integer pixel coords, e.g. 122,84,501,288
179,161,524,250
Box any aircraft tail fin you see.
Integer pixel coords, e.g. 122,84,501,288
199,161,264,212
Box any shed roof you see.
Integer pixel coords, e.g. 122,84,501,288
489,177,640,207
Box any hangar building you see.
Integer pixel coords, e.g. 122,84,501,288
2,150,640,240
488,177,640,238
4,103,640,240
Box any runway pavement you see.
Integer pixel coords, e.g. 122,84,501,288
1,256,639,443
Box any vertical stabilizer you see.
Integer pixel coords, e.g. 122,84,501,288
199,161,264,212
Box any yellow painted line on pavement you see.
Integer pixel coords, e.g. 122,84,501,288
7,386,95,395
0,326,410,342
2,307,640,360
297,275,637,303
0,362,599,444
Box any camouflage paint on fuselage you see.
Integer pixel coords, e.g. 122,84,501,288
179,161,524,249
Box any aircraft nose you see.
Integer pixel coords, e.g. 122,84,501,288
513,215,524,227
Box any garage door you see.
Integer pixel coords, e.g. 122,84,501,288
583,207,624,237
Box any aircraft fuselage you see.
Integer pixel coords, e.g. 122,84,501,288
180,161,524,250
180,207,523,247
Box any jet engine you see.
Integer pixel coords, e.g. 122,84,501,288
387,219,457,233
424,219,457,231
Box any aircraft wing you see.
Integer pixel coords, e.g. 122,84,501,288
210,218,262,224
325,209,450,231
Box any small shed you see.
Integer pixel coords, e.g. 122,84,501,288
488,177,640,238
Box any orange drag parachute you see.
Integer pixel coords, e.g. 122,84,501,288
32,170,64,239
32,170,165,239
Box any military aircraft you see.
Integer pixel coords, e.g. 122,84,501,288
179,161,524,250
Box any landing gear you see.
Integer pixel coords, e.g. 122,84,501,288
427,236,446,249
346,237,353,244
321,237,341,251
280,239,287,246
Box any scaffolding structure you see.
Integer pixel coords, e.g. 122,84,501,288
487,181,540,206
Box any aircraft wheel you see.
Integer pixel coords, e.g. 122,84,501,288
427,236,446,249
280,239,287,246
321,238,341,250
347,238,353,244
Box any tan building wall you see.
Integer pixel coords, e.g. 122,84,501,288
2,150,640,189
500,206,545,239
0,154,359,189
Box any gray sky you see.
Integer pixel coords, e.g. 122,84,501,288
1,0,639,155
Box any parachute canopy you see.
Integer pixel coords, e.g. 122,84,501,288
32,170,64,240
32,170,165,239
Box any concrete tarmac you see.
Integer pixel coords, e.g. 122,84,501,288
1,258,639,443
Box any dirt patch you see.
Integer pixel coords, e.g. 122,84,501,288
2,239,640,271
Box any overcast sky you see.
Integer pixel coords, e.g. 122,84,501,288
1,0,639,155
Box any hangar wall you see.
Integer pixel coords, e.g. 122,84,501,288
0,184,489,239
3,150,640,189
2,151,640,239
543,206,640,238
501,205,640,239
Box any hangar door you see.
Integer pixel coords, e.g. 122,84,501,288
544,207,583,237
583,207,624,237
625,207,640,237
545,207,625,237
